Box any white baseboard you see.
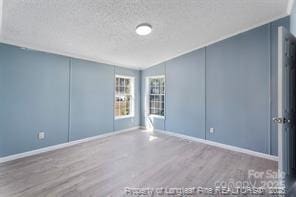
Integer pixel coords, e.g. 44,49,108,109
0,126,140,163
1,126,278,163
149,128,278,162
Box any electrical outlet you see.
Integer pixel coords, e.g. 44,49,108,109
209,128,215,133
38,131,45,140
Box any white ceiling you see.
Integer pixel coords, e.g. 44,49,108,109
0,0,292,69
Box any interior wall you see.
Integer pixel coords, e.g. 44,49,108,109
0,44,70,157
70,59,114,141
165,49,206,138
206,25,270,154
114,66,141,131
0,16,290,157
140,63,166,130
0,43,140,157
290,2,296,36
141,17,289,155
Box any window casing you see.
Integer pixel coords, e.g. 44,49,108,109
115,75,134,119
148,76,165,117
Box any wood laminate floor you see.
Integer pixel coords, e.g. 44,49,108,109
0,130,277,197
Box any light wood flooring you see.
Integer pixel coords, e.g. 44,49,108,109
0,129,277,196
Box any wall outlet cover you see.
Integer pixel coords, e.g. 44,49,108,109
38,132,45,140
209,128,215,133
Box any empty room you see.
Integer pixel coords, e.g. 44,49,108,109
1,0,296,196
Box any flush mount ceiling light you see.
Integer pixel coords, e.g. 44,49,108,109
136,23,152,36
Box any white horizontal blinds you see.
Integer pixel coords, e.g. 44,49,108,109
115,77,132,117
149,77,165,116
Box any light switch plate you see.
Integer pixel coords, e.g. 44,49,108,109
38,131,45,140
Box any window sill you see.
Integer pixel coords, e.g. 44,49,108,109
115,115,134,120
148,115,165,119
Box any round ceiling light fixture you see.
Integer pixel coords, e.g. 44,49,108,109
136,23,152,36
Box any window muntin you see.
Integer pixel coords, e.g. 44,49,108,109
115,76,134,118
148,77,165,117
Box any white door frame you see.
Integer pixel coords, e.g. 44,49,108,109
277,26,284,176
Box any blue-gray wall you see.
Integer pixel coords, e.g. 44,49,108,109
166,49,206,139
70,59,114,141
141,17,290,155
291,14,296,35
140,63,166,130
0,16,290,157
0,45,70,156
114,67,141,131
290,5,296,35
0,43,140,157
206,25,270,154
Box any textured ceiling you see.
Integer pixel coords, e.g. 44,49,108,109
0,0,292,69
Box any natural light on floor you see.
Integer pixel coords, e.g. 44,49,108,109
149,135,158,141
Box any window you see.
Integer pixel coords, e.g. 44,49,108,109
148,76,165,117
115,75,134,119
